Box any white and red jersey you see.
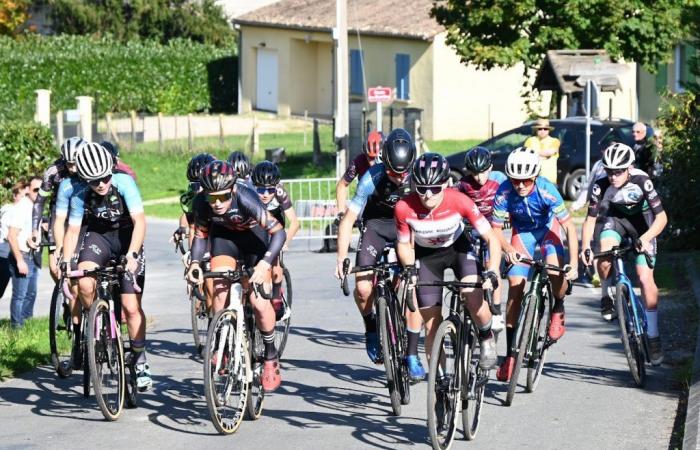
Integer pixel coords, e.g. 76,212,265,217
395,189,491,248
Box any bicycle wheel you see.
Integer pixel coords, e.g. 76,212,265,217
393,299,411,407
427,318,460,450
82,317,90,398
87,299,125,421
275,267,293,358
461,327,485,441
203,309,248,434
526,294,551,393
615,283,646,387
505,294,536,407
122,332,138,408
378,296,401,416
49,281,72,378
190,288,208,356
245,326,265,420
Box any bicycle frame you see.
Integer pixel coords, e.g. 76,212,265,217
611,253,648,339
512,266,553,357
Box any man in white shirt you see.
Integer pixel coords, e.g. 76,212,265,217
7,177,41,328
0,182,27,302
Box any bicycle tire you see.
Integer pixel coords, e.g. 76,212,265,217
190,289,208,356
615,283,646,387
526,293,551,392
275,267,293,358
82,318,90,398
245,326,265,420
427,318,460,450
87,299,125,421
393,297,411,406
122,334,138,408
203,308,248,434
506,293,536,406
378,296,401,416
49,282,72,378
462,326,485,441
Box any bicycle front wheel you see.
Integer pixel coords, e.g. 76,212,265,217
506,294,536,406
461,326,486,440
427,318,460,450
87,299,125,421
527,294,551,393
275,266,293,358
245,326,265,420
378,296,401,416
615,283,646,387
49,281,72,378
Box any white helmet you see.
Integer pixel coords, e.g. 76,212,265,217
75,142,113,181
602,143,635,169
60,136,85,163
505,147,541,180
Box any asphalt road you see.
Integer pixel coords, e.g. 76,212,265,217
0,218,679,449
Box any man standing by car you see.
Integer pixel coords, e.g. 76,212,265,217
524,118,560,185
632,122,656,176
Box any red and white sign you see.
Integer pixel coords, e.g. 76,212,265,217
368,86,393,103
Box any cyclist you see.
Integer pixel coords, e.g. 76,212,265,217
101,140,137,181
228,150,253,187
334,128,416,368
335,130,383,217
174,153,215,250
396,153,502,374
492,147,578,382
29,136,84,281
251,161,299,319
456,146,507,331
61,142,151,391
185,160,287,392
580,143,667,365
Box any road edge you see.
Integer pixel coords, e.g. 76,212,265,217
683,259,700,449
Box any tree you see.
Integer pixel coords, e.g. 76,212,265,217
0,0,29,36
431,0,689,74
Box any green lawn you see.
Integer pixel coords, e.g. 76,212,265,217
0,317,70,380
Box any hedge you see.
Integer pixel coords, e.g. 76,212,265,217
0,35,237,121
0,121,56,203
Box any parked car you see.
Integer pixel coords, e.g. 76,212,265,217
446,117,637,200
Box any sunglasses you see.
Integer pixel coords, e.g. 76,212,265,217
207,191,233,203
605,168,626,177
416,185,444,196
88,174,112,187
509,178,535,188
255,186,276,195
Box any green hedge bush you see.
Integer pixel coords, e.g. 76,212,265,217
0,35,237,121
0,121,56,202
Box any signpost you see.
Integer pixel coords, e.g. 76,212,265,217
368,86,393,132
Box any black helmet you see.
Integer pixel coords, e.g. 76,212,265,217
251,161,281,187
100,140,119,163
200,160,236,192
187,153,215,182
382,128,416,174
464,146,492,173
227,150,251,179
412,153,450,186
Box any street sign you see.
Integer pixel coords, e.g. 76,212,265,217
368,86,393,103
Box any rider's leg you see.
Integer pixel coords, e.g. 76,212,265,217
354,274,375,327
210,255,235,313
272,260,283,299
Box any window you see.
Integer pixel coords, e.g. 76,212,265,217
395,53,410,100
483,127,531,155
350,49,364,96
674,44,697,93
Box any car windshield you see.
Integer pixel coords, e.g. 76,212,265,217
482,127,531,155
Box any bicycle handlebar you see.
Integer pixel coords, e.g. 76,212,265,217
63,258,142,295
502,255,571,277
200,269,272,300
591,240,654,269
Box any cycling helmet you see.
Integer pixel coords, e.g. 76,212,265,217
505,147,540,180
602,143,635,169
100,140,119,162
364,130,384,158
464,146,492,173
187,153,215,182
199,160,236,192
251,161,281,187
75,142,113,181
382,128,416,174
412,153,450,186
60,136,84,163
227,150,251,179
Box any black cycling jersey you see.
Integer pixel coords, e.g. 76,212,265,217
33,158,70,232
347,163,413,221
588,168,664,219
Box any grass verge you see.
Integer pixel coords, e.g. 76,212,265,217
0,317,70,381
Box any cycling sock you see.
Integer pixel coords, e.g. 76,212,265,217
601,276,612,299
261,329,278,360
407,327,420,356
272,282,282,299
132,339,147,364
646,309,659,338
505,327,514,357
553,298,565,313
478,319,493,340
492,303,502,316
363,313,377,334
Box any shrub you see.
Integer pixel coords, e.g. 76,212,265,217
0,35,237,121
0,121,56,202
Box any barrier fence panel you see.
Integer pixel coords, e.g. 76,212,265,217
282,177,338,241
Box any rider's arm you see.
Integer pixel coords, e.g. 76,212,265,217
61,224,81,265
116,174,146,256
562,218,579,268
580,216,596,252
128,212,146,256
63,186,88,264
395,200,415,266
490,186,515,254
335,177,351,215
337,169,376,261
641,211,667,242
480,227,502,273
639,175,667,242
283,206,299,244
53,213,67,255
336,208,358,261
264,217,287,265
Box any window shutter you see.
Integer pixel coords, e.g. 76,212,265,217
395,54,410,100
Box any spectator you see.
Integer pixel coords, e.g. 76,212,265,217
0,181,27,301
524,118,561,185
632,122,656,175
6,176,41,328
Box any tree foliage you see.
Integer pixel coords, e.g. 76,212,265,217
431,0,689,73
0,121,55,203
47,0,235,47
0,0,29,36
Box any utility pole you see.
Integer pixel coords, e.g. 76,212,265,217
334,0,349,180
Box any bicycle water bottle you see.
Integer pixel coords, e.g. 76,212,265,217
229,283,243,309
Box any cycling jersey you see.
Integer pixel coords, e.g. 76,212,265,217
68,173,144,231
180,182,199,223
55,176,83,217
342,154,374,183
456,171,507,222
33,159,70,232
115,160,137,181
492,177,570,232
261,183,293,225
347,163,412,221
587,168,663,219
396,189,490,249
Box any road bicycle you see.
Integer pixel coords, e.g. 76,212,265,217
273,252,293,359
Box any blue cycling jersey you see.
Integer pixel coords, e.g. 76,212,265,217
347,163,411,221
54,176,83,217
68,173,144,228
492,176,569,231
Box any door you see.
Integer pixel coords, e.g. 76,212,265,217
256,48,278,112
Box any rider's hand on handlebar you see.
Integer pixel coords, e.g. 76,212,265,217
402,264,418,288
125,252,139,274
250,260,271,285
334,258,347,280
564,263,578,282
636,238,652,254
186,262,203,284
505,251,521,265
482,270,499,291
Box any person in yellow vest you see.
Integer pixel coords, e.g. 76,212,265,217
524,118,560,185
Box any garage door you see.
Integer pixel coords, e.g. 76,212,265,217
256,48,278,112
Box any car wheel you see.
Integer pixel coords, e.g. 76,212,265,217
565,168,587,200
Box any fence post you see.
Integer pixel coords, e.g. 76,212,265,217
105,112,117,144
187,114,194,151
130,110,137,149
34,89,51,127
158,112,164,152
56,111,63,146
219,114,225,148
76,96,94,141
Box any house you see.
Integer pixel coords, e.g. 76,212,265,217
216,0,280,18
234,0,638,140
